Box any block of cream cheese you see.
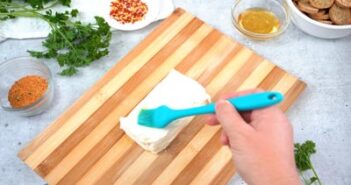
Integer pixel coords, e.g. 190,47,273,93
120,70,210,153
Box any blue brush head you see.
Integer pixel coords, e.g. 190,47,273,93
137,105,174,128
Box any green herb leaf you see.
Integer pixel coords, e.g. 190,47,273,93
295,140,322,185
295,140,316,171
60,66,77,76
2,0,112,76
70,9,78,17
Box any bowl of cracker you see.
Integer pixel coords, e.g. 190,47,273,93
286,0,351,38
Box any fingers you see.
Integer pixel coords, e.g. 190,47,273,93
250,106,284,121
206,89,263,126
205,115,219,126
215,100,252,139
221,131,229,145
249,105,286,130
217,89,263,100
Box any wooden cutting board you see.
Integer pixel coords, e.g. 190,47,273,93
18,8,306,185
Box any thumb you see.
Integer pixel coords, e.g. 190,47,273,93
215,100,251,138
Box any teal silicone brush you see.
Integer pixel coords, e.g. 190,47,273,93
138,91,284,128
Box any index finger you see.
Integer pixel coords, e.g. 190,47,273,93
205,89,263,125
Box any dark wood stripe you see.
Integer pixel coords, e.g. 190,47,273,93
18,8,307,185
210,157,236,185
171,130,222,185
209,73,305,185
133,50,263,185
34,17,203,177
197,44,243,86
96,142,143,185
213,54,264,100
59,16,206,184
280,80,306,112
96,27,228,185
258,67,285,90
132,116,207,185
175,30,221,72
171,55,275,184
18,8,186,161
56,125,124,185
130,35,232,185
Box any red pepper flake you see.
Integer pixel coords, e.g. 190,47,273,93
110,0,148,24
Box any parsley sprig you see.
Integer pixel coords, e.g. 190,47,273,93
295,140,323,185
0,0,112,76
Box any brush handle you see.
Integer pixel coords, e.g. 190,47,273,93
173,92,284,118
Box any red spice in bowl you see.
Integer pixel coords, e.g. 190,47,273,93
110,0,149,24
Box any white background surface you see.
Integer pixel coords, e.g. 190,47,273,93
0,0,350,184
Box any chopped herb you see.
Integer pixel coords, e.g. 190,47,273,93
0,0,112,76
295,140,323,185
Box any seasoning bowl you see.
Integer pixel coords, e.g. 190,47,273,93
285,0,351,39
0,57,54,116
231,0,290,40
101,0,160,31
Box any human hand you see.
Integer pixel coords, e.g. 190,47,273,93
207,90,301,185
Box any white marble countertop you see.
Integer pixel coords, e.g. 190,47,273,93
0,0,350,185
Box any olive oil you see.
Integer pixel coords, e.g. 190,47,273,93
238,8,280,34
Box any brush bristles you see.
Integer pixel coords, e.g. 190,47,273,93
138,109,157,127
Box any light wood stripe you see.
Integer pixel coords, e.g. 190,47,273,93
114,152,158,185
150,59,277,185
114,50,240,184
18,9,187,161
280,81,306,112
75,26,222,185
44,19,210,184
91,32,228,183
197,44,244,86
258,67,285,90
205,48,253,95
38,15,204,178
271,74,298,94
151,125,221,185
209,76,303,184
18,9,306,185
175,30,221,72
56,125,123,185
114,50,266,185
24,11,195,170
215,55,263,96
132,49,263,185
210,157,236,185
189,69,301,185
171,130,223,185
237,60,275,91
190,147,233,185
112,35,250,184
171,60,280,185
185,36,235,79
58,19,213,185
76,135,134,185
104,30,242,184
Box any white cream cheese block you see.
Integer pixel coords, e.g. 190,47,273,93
120,70,210,153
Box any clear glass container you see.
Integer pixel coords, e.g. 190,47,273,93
231,0,290,40
0,57,54,116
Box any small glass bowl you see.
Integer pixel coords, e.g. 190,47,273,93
0,57,54,116
231,0,290,40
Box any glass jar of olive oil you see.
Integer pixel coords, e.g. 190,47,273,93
232,0,290,40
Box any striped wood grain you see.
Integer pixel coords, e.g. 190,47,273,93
18,8,306,185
